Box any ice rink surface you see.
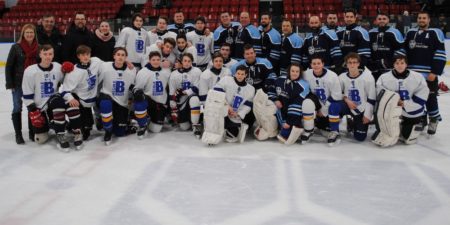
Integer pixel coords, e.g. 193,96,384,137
1,69,450,225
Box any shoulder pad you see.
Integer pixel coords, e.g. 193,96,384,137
246,25,261,39
256,58,273,69
287,34,304,48
429,28,445,43
386,27,404,43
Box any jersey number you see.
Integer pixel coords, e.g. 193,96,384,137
152,80,164,96
113,81,125,96
196,43,205,56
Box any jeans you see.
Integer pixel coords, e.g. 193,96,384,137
11,87,23,113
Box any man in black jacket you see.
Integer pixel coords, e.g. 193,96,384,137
61,11,93,63
37,14,64,63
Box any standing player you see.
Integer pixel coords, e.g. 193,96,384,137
336,9,371,66
168,11,195,36
259,13,281,73
169,53,202,137
115,13,150,69
61,45,103,149
368,13,405,80
234,12,262,60
213,11,240,55
199,53,232,105
374,55,429,146
339,53,376,141
148,16,177,45
173,34,197,66
133,51,172,136
303,56,343,146
187,16,214,71
22,45,75,150
207,43,238,69
97,47,137,145
404,11,446,136
280,19,303,76
302,16,342,71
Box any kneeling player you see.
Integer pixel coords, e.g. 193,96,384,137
202,65,255,144
169,53,202,136
339,53,376,141
198,52,232,105
303,56,343,146
373,55,429,146
97,47,137,145
268,63,315,145
133,51,171,137
22,45,77,151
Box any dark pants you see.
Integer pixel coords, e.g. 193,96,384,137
340,103,369,141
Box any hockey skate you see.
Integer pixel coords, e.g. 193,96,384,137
137,126,146,139
327,131,341,146
104,131,112,146
73,129,83,150
300,130,313,144
192,124,203,139
56,133,70,152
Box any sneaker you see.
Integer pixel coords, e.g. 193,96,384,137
104,131,112,145
427,118,439,136
73,129,83,150
193,124,203,139
56,133,70,152
137,127,146,139
300,130,313,144
327,131,341,146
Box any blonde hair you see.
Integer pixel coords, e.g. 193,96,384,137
17,23,37,44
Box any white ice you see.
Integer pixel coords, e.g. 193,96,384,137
1,69,450,225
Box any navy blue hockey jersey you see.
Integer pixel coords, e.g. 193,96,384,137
336,24,371,66
368,26,405,73
302,28,342,69
234,24,262,59
230,58,276,91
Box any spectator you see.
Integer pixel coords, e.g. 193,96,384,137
36,14,64,63
92,21,115,61
61,11,94,63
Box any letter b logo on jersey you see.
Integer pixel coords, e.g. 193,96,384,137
196,43,205,56
315,88,326,102
135,39,144,53
399,89,410,100
113,81,125,96
152,80,163,96
232,95,244,112
349,89,361,104
40,82,54,97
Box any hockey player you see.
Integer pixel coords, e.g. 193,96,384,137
302,16,342,71
231,44,277,92
336,9,371,66
213,12,240,55
202,65,255,144
303,56,343,146
373,55,429,146
207,43,238,69
368,13,405,80
173,34,197,66
186,16,214,71
280,19,303,76
234,12,262,60
268,63,315,145
148,16,177,45
168,11,195,36
115,13,150,70
199,53,232,104
169,53,202,137
22,44,77,150
133,51,172,137
405,11,446,136
61,45,103,149
259,13,281,73
97,47,137,145
339,53,376,141
141,37,176,69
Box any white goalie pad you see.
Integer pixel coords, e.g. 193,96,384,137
285,126,304,145
202,90,228,145
253,89,278,140
34,132,49,144
372,89,402,147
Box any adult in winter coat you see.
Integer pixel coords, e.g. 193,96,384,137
92,21,116,62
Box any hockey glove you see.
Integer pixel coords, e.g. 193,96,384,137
29,109,45,129
133,88,145,102
61,61,74,74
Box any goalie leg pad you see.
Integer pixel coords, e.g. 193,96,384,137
238,123,249,143
372,89,402,147
252,89,278,140
202,90,227,145
285,126,304,145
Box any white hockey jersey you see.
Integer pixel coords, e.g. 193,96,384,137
148,30,177,45
186,30,214,66
213,76,255,122
98,62,137,108
169,67,202,104
376,70,429,118
22,63,64,109
198,67,232,103
61,57,103,107
134,64,171,104
339,69,376,120
115,27,150,64
303,69,343,107
207,58,238,70
141,44,177,69
173,45,197,65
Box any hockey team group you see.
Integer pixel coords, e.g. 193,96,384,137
13,9,448,151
